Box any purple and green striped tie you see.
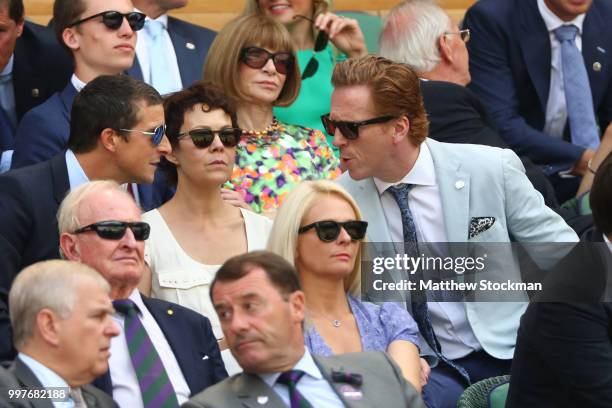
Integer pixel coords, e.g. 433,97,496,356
276,370,313,408
113,299,179,408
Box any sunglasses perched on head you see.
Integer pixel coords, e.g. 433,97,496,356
321,114,396,140
177,127,242,149
299,220,368,242
119,124,166,146
240,46,294,75
74,221,151,241
68,10,146,31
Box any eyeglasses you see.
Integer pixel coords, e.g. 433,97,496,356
445,28,470,43
74,221,151,241
293,15,330,80
119,124,166,146
177,127,242,149
299,220,368,242
68,10,146,32
240,47,294,75
320,114,396,140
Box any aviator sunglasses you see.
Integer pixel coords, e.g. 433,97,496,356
299,220,368,242
74,221,151,241
321,114,396,140
240,47,294,75
119,124,166,146
177,127,242,148
68,10,146,31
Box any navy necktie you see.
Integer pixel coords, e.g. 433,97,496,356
554,24,600,150
388,184,470,385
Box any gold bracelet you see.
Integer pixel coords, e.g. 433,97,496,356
587,158,597,175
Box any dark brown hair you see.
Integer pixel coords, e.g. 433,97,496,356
53,0,86,49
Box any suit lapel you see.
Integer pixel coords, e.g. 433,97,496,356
58,84,77,123
232,374,287,408
168,18,198,88
582,2,609,107
311,356,354,407
353,178,393,243
12,359,55,408
518,0,551,112
49,152,70,205
426,139,471,242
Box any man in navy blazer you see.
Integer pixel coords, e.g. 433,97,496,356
11,0,143,169
59,181,227,405
128,0,216,93
0,75,170,310
464,0,612,201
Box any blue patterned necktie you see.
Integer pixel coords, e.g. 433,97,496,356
276,370,313,408
554,24,600,150
387,184,470,385
145,20,177,95
112,299,179,408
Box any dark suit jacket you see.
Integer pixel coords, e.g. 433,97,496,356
127,16,215,88
183,351,425,408
93,295,227,399
9,357,118,408
13,21,72,123
507,243,612,407
420,79,559,207
464,0,612,174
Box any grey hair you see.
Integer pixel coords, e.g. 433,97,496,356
57,180,133,257
9,260,110,349
379,0,452,72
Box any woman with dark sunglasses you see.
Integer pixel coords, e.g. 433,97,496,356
267,180,424,393
139,82,272,374
204,15,340,215
243,0,367,151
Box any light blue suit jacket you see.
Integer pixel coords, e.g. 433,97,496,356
338,138,578,359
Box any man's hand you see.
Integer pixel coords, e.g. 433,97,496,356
572,148,596,176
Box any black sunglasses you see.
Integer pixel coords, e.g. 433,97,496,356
177,127,242,149
68,10,146,32
321,114,396,140
240,47,294,75
74,221,151,241
299,220,368,242
119,124,166,146
293,15,330,80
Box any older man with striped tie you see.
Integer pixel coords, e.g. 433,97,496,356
58,180,227,407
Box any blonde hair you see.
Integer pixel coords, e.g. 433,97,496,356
203,14,301,107
9,260,110,349
267,180,363,295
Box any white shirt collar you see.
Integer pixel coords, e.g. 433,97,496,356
537,0,586,34
65,149,90,190
373,141,436,196
1,55,13,76
70,74,87,93
18,352,70,389
258,348,323,386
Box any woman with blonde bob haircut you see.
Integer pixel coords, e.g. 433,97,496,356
204,15,339,215
267,180,424,392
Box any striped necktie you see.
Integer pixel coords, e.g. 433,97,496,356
387,184,471,385
276,370,313,408
113,299,179,408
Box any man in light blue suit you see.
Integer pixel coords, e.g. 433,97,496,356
128,0,216,94
327,55,579,408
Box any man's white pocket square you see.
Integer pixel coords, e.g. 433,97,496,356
469,217,496,239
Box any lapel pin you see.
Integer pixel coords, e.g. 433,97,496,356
167,308,174,315
31,88,40,97
256,395,268,405
339,384,363,400
455,180,465,190
593,62,602,72
186,42,195,50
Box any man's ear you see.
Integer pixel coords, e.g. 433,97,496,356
289,290,306,323
16,18,24,38
60,233,81,261
438,34,453,64
62,27,80,52
100,128,121,153
392,115,410,144
36,309,62,347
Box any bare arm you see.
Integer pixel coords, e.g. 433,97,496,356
387,340,423,393
576,124,612,196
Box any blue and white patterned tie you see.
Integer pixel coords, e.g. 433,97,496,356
554,24,600,150
145,20,178,95
388,183,470,385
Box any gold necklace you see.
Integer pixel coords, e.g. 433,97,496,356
241,118,285,141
